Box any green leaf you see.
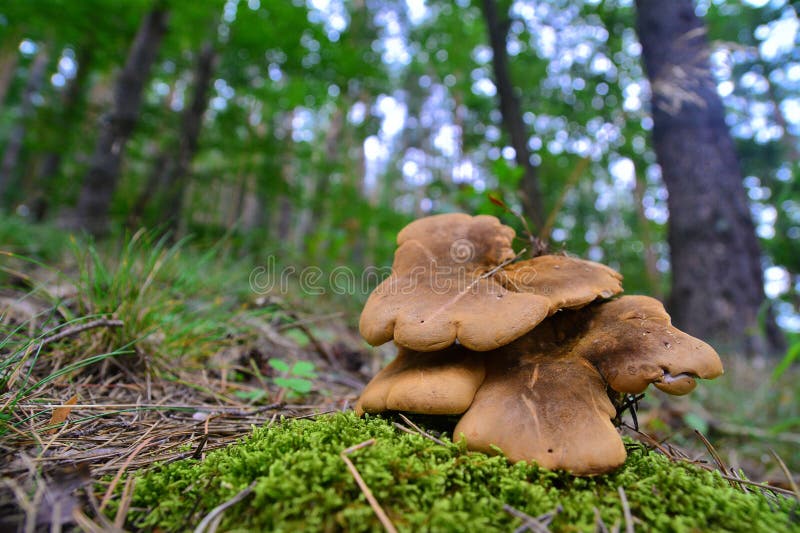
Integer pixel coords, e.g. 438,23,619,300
234,389,268,402
268,359,290,373
274,377,313,394
291,360,317,378
772,342,800,382
284,329,310,347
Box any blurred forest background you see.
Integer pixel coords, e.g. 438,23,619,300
0,0,798,356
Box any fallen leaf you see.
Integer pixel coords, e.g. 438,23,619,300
488,193,508,209
47,395,78,434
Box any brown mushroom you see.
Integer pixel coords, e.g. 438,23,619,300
452,295,723,474
355,345,484,416
355,214,724,476
360,213,623,352
572,295,724,395
454,353,626,475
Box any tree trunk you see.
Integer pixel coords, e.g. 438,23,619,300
0,45,49,205
32,46,95,220
0,37,20,108
73,8,169,235
480,0,544,229
126,151,167,228
634,0,782,355
158,41,216,233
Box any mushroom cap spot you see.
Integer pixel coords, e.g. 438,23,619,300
575,295,724,395
498,255,623,313
454,354,626,475
355,345,486,416
359,214,551,351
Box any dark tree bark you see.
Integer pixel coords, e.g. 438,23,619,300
0,45,49,205
157,41,216,232
632,171,662,300
634,0,782,355
480,0,544,229
126,152,167,228
73,8,169,235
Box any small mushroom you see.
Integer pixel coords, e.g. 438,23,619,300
360,213,623,352
355,345,484,416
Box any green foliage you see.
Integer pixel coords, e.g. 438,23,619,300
0,214,68,264
269,358,317,396
691,357,800,471
127,412,797,532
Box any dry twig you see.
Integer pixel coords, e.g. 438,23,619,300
397,413,448,446
618,486,634,533
769,449,800,502
193,480,257,533
593,506,610,533
340,439,397,533
40,319,124,347
502,503,561,533
694,430,738,490
99,436,154,512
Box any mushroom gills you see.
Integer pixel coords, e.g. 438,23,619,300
653,371,697,395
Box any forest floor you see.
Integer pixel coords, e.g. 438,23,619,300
0,223,798,531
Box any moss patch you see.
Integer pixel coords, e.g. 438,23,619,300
128,412,797,532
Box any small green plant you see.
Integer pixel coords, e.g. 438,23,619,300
269,359,317,397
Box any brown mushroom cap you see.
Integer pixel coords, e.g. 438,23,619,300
448,295,722,473
359,214,624,352
573,295,724,395
360,214,551,351
454,353,626,475
355,345,485,416
498,255,623,311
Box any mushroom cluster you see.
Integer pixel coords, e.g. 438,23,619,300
355,213,724,475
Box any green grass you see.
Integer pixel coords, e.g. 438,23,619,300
66,230,246,364
0,214,68,263
126,412,798,532
0,229,277,436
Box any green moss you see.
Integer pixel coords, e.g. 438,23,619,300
129,412,798,532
